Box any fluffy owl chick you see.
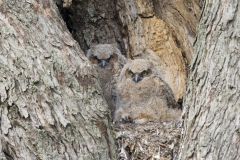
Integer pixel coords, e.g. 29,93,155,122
87,44,126,72
87,44,126,112
114,59,181,124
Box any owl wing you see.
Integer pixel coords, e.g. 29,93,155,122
154,75,178,108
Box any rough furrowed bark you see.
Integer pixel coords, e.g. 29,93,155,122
180,0,240,159
0,0,115,159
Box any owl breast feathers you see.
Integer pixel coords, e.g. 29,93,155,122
114,59,181,124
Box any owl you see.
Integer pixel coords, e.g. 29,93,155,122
87,44,127,112
114,59,181,124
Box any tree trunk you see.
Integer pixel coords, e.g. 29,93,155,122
0,0,115,159
180,0,240,159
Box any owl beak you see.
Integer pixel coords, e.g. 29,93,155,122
133,74,142,83
99,60,108,68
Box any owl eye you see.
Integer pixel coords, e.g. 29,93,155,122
111,54,118,61
106,56,112,62
89,56,100,64
141,69,151,77
128,70,134,76
126,69,134,79
94,56,100,61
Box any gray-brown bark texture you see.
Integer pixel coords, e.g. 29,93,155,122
180,0,240,159
0,0,115,159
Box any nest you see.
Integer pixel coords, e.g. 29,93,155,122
114,121,181,160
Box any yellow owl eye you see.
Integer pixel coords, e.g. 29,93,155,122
141,69,151,77
142,71,147,76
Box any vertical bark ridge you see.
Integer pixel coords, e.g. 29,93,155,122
0,1,115,159
180,0,240,159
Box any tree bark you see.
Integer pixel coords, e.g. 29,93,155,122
152,0,200,63
0,0,115,159
180,0,240,159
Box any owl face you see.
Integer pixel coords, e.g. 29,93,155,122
121,59,154,83
126,68,152,83
87,44,119,69
89,54,117,69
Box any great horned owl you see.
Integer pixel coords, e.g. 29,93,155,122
114,59,181,124
133,49,184,103
87,44,126,112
